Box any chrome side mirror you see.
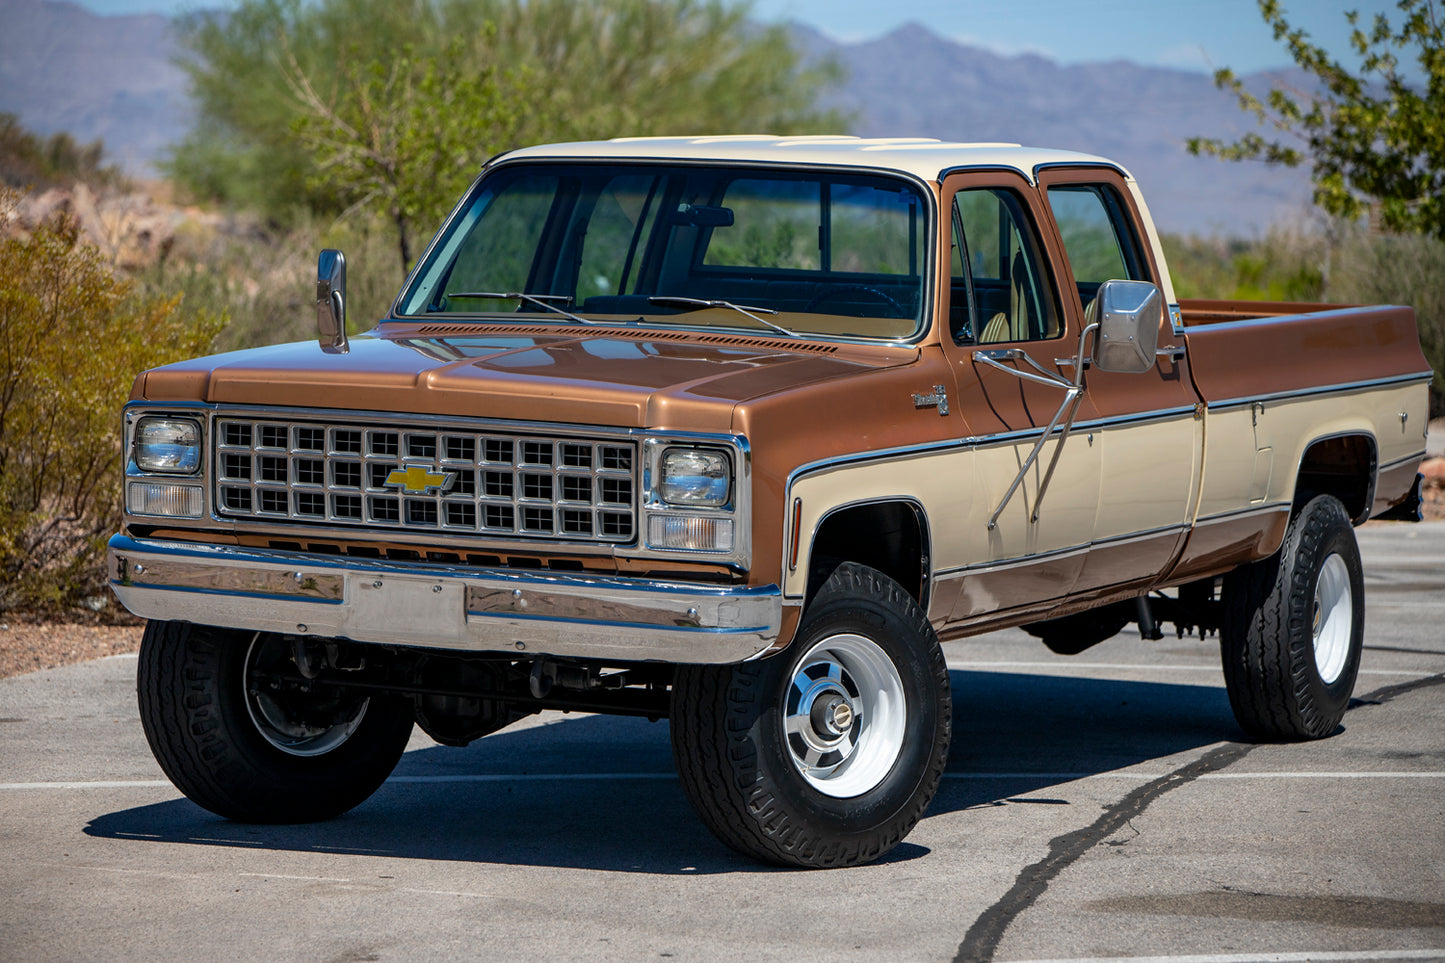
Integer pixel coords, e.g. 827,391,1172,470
316,248,348,355
1092,279,1161,373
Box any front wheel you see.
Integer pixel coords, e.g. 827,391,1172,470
137,622,414,822
1221,495,1365,740
671,563,951,868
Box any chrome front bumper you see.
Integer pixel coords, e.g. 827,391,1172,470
108,535,783,664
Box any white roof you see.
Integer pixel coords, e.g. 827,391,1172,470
500,135,1131,184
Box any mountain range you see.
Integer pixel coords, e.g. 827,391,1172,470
0,0,1314,237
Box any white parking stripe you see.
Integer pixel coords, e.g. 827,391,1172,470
944,661,1437,674
5,771,1444,791
1006,951,1445,963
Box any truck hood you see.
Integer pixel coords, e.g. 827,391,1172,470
139,323,921,431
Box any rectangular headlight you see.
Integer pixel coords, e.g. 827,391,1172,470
135,417,202,474
658,448,731,507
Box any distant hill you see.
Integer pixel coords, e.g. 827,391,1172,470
0,0,1313,236
0,0,191,175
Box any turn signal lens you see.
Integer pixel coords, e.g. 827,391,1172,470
127,482,204,518
647,515,734,553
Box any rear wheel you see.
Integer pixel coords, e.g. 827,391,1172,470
138,621,414,822
1220,495,1365,740
671,563,950,868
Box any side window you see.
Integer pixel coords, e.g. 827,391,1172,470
1045,184,1148,315
952,188,1060,343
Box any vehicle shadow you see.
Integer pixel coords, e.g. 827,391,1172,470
84,669,1241,874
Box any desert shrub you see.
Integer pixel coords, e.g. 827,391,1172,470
1329,230,1445,414
132,210,403,352
0,188,224,614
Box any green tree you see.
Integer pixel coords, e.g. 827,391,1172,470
0,189,224,613
284,37,525,273
1187,0,1444,241
169,0,844,270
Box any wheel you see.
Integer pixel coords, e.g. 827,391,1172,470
137,621,414,822
1023,604,1131,655
670,563,950,868
1220,495,1365,740
804,284,907,318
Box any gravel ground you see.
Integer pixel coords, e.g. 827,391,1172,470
0,619,144,679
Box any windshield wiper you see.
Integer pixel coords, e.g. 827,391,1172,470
646,296,798,338
446,292,598,325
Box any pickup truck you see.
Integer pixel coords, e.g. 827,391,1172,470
110,136,1433,868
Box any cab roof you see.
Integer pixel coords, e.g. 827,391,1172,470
498,135,1132,185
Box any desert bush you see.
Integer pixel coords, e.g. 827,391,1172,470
0,188,224,614
1329,230,1445,414
1164,226,1443,413
132,210,404,352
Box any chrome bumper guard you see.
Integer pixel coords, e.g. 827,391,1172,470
108,535,782,664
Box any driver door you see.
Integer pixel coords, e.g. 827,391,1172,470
937,170,1102,623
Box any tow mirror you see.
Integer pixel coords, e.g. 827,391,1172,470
1092,279,1161,374
316,248,348,355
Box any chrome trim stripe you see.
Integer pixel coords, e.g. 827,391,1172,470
932,523,1189,580
1206,371,1434,411
1381,449,1428,472
107,535,781,664
1193,502,1291,525
784,405,1200,492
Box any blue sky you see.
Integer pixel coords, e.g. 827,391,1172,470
72,0,1408,74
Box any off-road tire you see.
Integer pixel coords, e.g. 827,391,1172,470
1221,495,1365,740
137,621,414,822
670,563,951,868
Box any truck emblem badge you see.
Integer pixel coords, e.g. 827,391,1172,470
912,385,949,416
385,465,454,493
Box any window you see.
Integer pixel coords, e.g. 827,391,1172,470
952,188,1059,343
1045,184,1148,312
398,163,929,339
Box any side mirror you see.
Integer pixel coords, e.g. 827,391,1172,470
316,248,348,355
1092,279,1161,374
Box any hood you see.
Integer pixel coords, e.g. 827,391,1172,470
138,323,921,432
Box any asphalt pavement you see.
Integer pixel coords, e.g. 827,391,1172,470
2,523,1443,962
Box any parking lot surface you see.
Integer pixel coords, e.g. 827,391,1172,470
3,523,1443,962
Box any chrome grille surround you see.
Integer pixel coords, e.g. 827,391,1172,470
213,416,637,544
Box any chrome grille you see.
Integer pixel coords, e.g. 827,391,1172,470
214,418,636,543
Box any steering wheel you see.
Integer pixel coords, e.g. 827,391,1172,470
804,284,907,318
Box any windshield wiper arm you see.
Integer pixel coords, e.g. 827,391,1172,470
646,296,797,338
446,292,598,325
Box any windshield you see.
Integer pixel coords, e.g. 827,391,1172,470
396,163,930,340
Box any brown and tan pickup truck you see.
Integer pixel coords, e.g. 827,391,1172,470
110,136,1433,867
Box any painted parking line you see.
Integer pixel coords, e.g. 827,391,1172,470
1005,951,1445,963
5,771,1445,791
943,660,1437,674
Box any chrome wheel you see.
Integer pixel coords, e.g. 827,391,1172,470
1312,553,1353,684
783,633,907,798
243,633,369,757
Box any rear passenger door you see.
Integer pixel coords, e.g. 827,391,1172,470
1036,166,1202,593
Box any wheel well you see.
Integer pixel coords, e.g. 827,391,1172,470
807,501,926,606
1295,434,1376,523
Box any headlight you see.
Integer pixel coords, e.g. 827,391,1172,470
658,448,731,507
134,417,202,474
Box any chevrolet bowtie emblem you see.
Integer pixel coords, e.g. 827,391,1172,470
384,465,454,493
